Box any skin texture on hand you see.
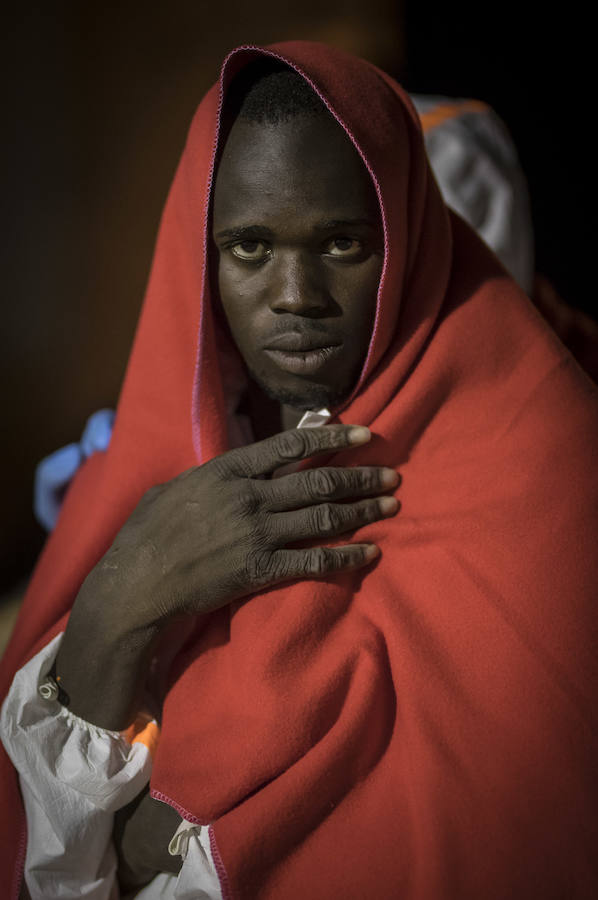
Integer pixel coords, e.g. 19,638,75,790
55,424,399,730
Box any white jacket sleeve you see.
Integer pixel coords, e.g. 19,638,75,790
0,633,223,900
0,632,156,900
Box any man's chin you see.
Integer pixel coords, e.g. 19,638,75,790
250,372,350,413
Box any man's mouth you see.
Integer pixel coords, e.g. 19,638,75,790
263,345,342,375
262,333,343,376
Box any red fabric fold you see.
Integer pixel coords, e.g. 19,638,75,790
2,41,597,898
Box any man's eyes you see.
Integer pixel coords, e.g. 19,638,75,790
324,236,363,258
229,236,365,262
230,240,270,261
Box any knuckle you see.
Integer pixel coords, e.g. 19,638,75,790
276,430,307,460
270,554,293,581
236,486,260,518
349,545,367,566
362,500,378,521
313,503,341,535
330,425,355,449
305,547,335,576
345,499,369,522
213,446,253,479
245,548,274,583
308,468,338,498
360,468,378,492
349,467,377,494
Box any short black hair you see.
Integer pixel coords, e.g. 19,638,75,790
226,60,328,126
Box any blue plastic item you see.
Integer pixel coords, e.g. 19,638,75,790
34,409,115,531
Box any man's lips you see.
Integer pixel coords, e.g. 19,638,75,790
262,331,343,376
263,332,342,352
262,333,343,376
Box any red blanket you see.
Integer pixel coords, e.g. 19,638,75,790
2,41,597,899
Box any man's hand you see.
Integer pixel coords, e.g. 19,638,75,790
56,425,400,728
98,424,398,623
114,789,182,893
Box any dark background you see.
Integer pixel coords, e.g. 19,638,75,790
1,1,594,596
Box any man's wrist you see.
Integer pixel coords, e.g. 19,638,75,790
55,588,160,730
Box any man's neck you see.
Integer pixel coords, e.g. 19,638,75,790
244,380,319,440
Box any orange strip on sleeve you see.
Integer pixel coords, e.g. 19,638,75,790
121,715,160,758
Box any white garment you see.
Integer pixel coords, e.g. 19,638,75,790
0,634,223,900
411,94,535,293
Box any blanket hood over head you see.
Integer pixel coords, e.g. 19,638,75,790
2,41,598,899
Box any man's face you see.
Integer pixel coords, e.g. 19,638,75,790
212,113,384,411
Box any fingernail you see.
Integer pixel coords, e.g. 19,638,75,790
380,468,399,487
378,496,399,515
364,544,380,560
348,426,371,445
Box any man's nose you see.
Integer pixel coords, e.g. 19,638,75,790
268,252,329,316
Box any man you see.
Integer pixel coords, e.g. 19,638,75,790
32,86,598,536
2,43,597,899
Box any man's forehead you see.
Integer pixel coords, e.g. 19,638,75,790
213,116,380,227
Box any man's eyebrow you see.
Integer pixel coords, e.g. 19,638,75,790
214,219,377,240
313,218,377,231
214,225,274,240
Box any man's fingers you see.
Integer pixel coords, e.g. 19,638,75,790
266,543,380,583
263,466,399,511
268,496,398,545
219,425,371,478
